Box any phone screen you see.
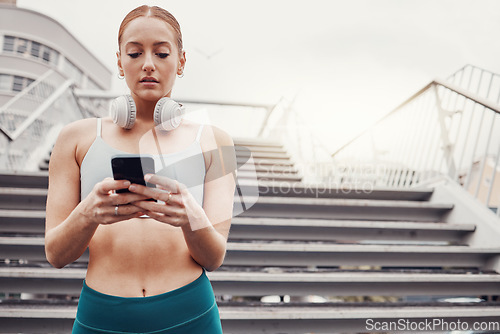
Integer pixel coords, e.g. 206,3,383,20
111,155,155,193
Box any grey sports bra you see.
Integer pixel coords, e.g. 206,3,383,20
80,118,206,206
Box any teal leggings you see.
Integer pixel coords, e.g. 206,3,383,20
72,271,223,333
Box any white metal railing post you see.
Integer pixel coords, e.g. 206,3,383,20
486,139,500,212
433,84,457,178
463,73,495,192
473,113,497,198
411,89,435,186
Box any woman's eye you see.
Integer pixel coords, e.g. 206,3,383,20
157,53,169,59
127,53,141,58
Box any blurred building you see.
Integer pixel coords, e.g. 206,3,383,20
0,1,112,170
0,1,110,102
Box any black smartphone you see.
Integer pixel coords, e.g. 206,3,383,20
111,155,155,193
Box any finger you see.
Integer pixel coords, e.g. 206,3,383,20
112,204,144,216
109,192,152,206
97,179,131,194
131,199,172,213
99,206,144,225
144,174,183,193
128,184,179,205
132,200,184,220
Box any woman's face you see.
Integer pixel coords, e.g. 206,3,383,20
117,16,185,103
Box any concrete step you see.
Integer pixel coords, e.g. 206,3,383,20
213,269,500,296
237,157,294,168
0,188,47,210
0,209,45,234
236,170,302,182
236,150,291,161
223,242,500,268
0,172,48,189
233,138,284,149
1,302,500,334
1,266,499,297
230,217,475,243
0,210,473,242
238,164,299,175
238,181,434,200
235,144,287,155
240,196,453,221
2,236,498,268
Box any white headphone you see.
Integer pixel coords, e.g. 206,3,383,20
109,95,185,131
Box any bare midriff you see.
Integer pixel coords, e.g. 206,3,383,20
85,217,203,297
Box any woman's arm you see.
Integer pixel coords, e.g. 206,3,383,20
129,125,236,271
45,121,147,268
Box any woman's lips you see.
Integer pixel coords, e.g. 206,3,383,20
140,77,159,86
140,81,159,87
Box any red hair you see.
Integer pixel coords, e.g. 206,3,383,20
118,5,183,55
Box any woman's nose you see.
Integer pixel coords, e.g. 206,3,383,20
142,53,155,72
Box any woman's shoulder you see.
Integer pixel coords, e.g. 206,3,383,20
55,118,100,158
59,118,98,137
189,121,233,147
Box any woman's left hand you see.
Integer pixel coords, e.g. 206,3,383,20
128,174,210,230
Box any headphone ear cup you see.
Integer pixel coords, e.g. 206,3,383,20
109,94,136,129
154,97,185,131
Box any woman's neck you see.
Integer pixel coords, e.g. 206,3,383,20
132,97,156,123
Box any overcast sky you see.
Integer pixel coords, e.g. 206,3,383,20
16,0,500,152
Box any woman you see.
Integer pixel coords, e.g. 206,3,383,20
45,5,235,333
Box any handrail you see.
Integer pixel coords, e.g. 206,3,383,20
331,78,500,158
257,96,284,137
434,78,500,115
9,79,74,140
73,89,276,110
0,69,54,115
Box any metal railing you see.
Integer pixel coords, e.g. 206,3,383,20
332,65,500,215
0,70,82,171
0,70,56,140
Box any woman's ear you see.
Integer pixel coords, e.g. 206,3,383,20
178,50,186,74
116,51,124,76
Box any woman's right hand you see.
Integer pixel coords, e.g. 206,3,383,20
80,177,149,226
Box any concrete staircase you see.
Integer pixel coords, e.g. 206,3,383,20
1,138,500,333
